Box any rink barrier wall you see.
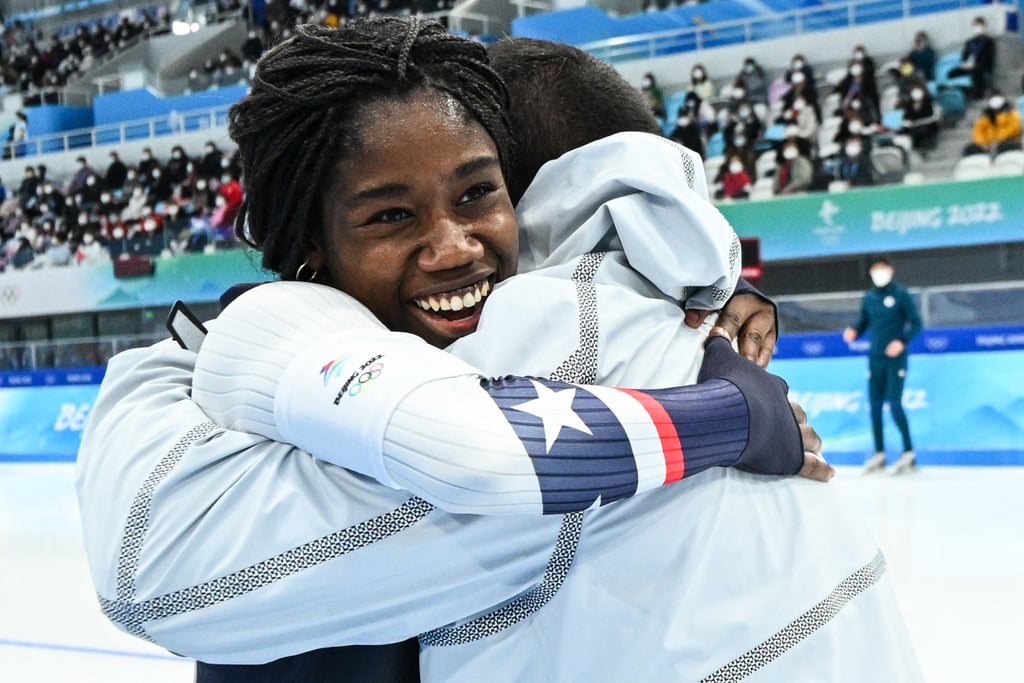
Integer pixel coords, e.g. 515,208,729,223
2,326,1022,465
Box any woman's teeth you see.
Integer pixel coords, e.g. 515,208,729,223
415,280,491,313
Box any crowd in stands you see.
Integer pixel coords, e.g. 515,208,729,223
640,15,1023,200
182,0,459,91
0,3,1020,270
0,142,244,273
0,8,170,106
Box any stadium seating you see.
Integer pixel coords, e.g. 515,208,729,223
952,154,994,180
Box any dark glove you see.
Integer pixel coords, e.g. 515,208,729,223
698,334,803,475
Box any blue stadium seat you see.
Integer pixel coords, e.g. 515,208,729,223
934,88,966,125
706,131,726,158
933,51,973,91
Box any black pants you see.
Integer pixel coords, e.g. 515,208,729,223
195,641,420,683
868,354,913,453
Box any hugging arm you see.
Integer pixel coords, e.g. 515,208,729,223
192,282,819,517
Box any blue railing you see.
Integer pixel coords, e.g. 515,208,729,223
7,104,232,159
575,0,1013,62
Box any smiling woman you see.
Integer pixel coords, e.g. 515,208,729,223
314,91,518,348
76,16,825,683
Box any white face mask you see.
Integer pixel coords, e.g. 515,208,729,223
973,24,984,35
83,233,94,244
641,77,652,88
732,88,745,99
850,64,863,77
791,72,805,85
692,70,704,80
870,268,893,288
783,147,798,160
729,162,744,174
988,96,1005,110
734,136,747,147
849,121,863,134
792,59,804,70
911,89,924,101
845,144,862,157
677,116,691,127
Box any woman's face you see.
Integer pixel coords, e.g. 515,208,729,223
314,90,518,348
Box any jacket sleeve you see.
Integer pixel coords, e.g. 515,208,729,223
191,281,803,515
76,340,561,663
899,287,923,343
852,296,869,338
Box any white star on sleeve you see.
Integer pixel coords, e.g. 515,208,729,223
510,380,593,452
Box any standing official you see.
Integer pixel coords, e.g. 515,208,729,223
844,257,923,473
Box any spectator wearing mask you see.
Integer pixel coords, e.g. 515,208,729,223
166,145,191,184
16,166,39,213
779,94,818,144
10,235,35,269
849,45,877,89
735,57,768,104
899,85,940,154
907,31,936,81
963,91,1022,157
146,166,173,203
781,65,821,124
715,154,752,200
105,151,128,191
835,135,874,187
79,173,102,208
891,57,927,109
834,113,876,148
837,61,880,120
68,156,96,195
948,17,996,99
785,54,817,96
718,133,757,184
241,29,265,65
44,231,72,267
688,64,715,102
668,106,705,159
198,141,225,179
76,229,109,265
37,181,64,219
639,72,665,119
774,138,814,195
840,93,877,128
725,102,762,148
137,147,160,185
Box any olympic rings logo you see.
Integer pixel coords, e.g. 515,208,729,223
347,362,384,396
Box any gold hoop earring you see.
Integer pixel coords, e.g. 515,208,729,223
295,261,319,282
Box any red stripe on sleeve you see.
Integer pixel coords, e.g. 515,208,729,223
620,389,685,483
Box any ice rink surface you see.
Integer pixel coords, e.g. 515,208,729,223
2,463,1022,682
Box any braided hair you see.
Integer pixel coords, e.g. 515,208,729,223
229,17,514,279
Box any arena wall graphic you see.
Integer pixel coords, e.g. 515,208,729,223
2,176,1023,464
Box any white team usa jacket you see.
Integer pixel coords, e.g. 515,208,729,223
76,133,923,680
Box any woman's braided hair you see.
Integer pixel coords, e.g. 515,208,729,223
228,17,514,279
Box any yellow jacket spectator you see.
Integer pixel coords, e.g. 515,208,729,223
965,92,1023,156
